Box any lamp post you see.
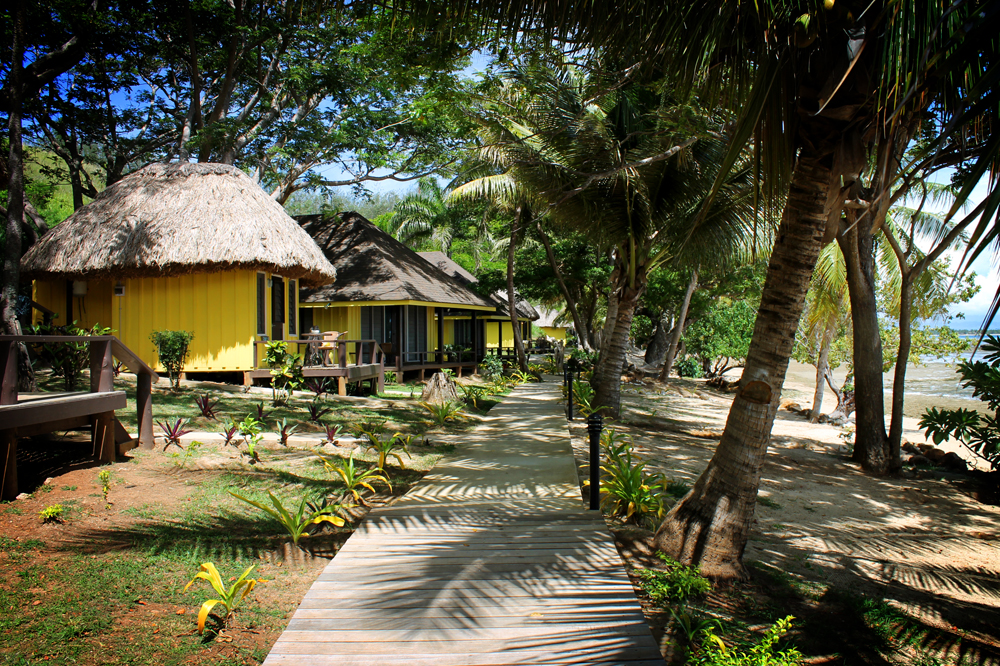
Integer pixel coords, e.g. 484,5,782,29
587,414,603,510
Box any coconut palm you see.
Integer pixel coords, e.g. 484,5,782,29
402,0,998,577
454,59,765,417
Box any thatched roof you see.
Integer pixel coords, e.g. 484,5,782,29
419,251,539,321
536,307,569,328
20,162,337,286
298,213,494,309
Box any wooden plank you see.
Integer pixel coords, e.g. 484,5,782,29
289,605,648,621
92,411,116,464
0,391,126,430
136,372,154,449
14,415,89,438
110,338,159,382
286,617,650,632
0,341,16,406
269,635,656,656
90,340,113,393
265,656,663,666
276,623,655,643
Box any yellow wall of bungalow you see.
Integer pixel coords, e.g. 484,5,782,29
33,270,298,372
485,320,527,348
540,326,567,341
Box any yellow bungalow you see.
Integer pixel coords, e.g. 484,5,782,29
536,307,571,342
21,163,337,379
419,251,540,353
296,212,496,379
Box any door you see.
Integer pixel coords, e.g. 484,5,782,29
271,276,285,341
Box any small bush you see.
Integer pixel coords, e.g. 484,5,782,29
149,330,194,388
636,553,712,604
697,616,803,665
675,356,704,378
39,504,65,523
479,355,503,380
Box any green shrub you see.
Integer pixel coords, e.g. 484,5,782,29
599,432,666,526
30,322,113,391
696,616,803,665
479,354,503,379
149,330,194,388
264,340,303,404
39,504,64,523
675,356,704,378
636,553,712,604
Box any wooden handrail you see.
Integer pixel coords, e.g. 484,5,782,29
253,338,384,369
0,334,157,449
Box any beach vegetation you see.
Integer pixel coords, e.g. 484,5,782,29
149,330,194,389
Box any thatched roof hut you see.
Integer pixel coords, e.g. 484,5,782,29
419,251,540,321
20,162,337,286
299,212,493,309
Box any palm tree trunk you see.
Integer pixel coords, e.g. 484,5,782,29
536,220,593,352
887,273,913,472
660,268,698,380
837,215,889,474
809,319,836,422
597,265,620,362
591,281,644,419
653,151,834,580
508,206,528,372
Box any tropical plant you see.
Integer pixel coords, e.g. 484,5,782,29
194,393,219,419
149,330,194,389
420,400,467,426
668,606,723,650
383,370,397,384
157,418,191,450
479,354,503,380
236,415,263,463
920,335,1000,472
697,616,803,666
218,419,240,447
636,553,712,604
674,356,703,378
98,469,112,504
308,403,332,423
572,382,602,418
229,491,346,545
305,377,330,399
183,562,265,635
254,402,270,423
359,430,412,470
458,383,488,409
322,451,392,504
277,418,299,446
264,340,304,404
39,504,64,523
600,435,666,526
321,423,343,446
29,322,114,391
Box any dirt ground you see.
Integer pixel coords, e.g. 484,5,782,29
566,374,1000,664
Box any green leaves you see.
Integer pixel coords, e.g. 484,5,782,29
149,330,194,389
322,451,392,504
419,400,468,426
183,563,264,635
229,491,346,545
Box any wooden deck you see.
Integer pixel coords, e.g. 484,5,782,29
264,381,663,665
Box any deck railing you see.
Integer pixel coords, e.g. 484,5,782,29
252,336,385,370
0,334,160,448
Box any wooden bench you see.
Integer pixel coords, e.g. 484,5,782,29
0,335,159,500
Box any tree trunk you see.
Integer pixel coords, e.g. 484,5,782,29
598,264,620,363
536,220,593,352
644,312,670,366
837,215,889,474
887,273,913,472
507,206,528,372
809,319,836,422
660,268,698,380
653,150,835,579
591,281,644,419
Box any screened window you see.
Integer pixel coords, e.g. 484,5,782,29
405,305,427,361
360,306,386,342
287,280,297,335
256,273,267,335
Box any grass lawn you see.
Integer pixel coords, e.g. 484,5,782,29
0,370,508,665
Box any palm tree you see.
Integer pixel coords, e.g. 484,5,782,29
454,60,763,416
401,0,998,577
380,178,458,253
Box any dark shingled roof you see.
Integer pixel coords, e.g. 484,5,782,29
298,213,493,309
418,251,540,321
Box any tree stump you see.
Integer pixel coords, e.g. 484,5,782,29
420,372,459,404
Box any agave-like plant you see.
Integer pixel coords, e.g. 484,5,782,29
308,403,332,423
600,444,666,526
322,451,392,505
254,402,270,423
194,393,220,419
277,418,299,446
359,429,412,470
157,418,192,450
458,383,488,410
321,423,343,446
218,419,240,447
183,562,265,635
229,490,346,544
420,400,467,426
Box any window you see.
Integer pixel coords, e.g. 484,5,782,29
287,280,297,335
360,306,386,342
256,273,267,335
405,305,427,361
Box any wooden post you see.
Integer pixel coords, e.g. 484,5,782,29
337,376,347,396
90,339,113,393
0,341,17,405
377,352,385,393
471,312,479,360
136,372,154,449
1,430,17,501
338,342,347,368
92,411,116,463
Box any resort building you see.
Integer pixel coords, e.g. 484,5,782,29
21,162,337,377
296,212,495,378
536,307,572,342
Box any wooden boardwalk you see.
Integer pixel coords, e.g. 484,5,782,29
264,382,663,665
